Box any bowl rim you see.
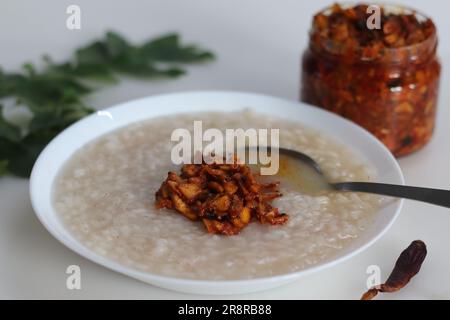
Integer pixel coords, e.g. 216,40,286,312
29,90,404,289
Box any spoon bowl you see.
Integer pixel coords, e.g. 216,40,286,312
263,146,450,208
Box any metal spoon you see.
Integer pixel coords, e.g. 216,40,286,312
247,146,450,208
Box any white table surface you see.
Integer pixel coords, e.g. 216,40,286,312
1,0,449,299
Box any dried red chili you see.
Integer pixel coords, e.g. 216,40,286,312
301,3,441,156
361,240,427,300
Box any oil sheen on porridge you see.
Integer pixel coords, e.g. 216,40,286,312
53,111,379,280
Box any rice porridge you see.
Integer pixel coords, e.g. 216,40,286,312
53,111,380,280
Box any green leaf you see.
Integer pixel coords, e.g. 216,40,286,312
69,63,117,82
104,31,131,58
76,41,108,66
0,138,22,176
28,104,93,133
0,159,7,176
3,69,91,116
22,63,37,76
0,131,56,178
48,61,117,83
111,49,186,78
0,30,215,178
141,33,215,62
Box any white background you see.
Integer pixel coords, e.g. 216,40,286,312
1,0,449,299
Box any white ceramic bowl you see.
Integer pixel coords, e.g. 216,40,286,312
30,91,404,295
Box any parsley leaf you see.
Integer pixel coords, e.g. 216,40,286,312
0,31,215,178
141,33,215,62
0,160,7,176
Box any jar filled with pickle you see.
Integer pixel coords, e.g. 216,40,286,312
301,3,441,156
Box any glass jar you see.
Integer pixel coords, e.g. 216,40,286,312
301,4,441,157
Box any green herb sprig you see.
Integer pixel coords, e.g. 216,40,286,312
0,31,214,178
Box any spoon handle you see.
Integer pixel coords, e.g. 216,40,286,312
332,182,450,208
